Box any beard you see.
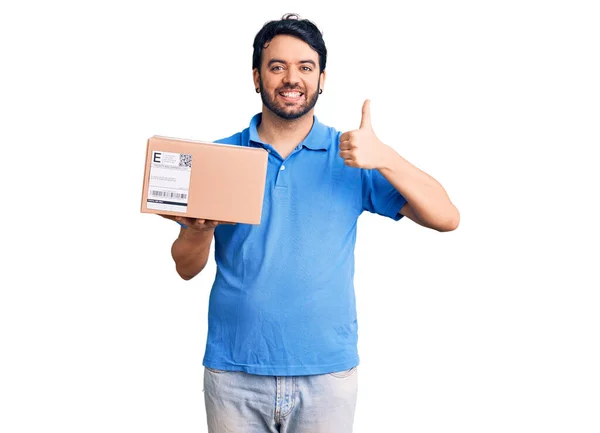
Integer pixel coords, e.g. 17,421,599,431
259,77,320,120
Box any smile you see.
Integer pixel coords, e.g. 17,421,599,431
279,91,303,99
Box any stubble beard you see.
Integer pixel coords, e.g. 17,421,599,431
259,77,320,120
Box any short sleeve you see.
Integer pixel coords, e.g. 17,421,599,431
361,168,407,220
214,133,242,146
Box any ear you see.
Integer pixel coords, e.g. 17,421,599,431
319,69,326,92
253,68,260,91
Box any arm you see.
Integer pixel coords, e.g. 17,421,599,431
378,148,460,232
170,224,215,280
161,216,231,280
339,99,459,232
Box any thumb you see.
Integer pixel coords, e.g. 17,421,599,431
360,99,371,129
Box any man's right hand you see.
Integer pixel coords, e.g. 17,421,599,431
159,214,236,231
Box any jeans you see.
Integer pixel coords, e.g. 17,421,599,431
203,366,358,433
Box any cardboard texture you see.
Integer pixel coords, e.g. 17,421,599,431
140,135,268,224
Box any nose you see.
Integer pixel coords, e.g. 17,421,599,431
283,68,300,86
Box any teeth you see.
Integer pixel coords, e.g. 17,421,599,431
281,92,301,97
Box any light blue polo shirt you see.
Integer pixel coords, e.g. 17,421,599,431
201,113,407,376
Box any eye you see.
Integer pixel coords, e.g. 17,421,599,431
301,66,313,72
271,65,284,72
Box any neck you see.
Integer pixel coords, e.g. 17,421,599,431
257,108,315,148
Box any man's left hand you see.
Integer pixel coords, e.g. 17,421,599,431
339,99,390,170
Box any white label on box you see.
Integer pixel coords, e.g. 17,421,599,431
147,150,192,213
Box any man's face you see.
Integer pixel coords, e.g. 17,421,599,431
254,34,325,120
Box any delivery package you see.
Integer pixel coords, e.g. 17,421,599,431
140,135,268,224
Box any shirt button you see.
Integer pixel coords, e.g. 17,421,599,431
280,165,286,171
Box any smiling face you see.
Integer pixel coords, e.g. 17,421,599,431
253,34,326,120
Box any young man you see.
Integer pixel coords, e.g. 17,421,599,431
161,13,459,433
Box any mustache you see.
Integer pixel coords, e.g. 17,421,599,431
277,86,305,93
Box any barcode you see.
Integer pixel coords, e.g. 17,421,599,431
150,190,188,200
179,154,192,168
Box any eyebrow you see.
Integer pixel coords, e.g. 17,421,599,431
267,59,317,67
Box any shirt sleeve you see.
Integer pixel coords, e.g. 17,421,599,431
214,133,242,146
361,168,407,220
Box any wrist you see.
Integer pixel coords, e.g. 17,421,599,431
376,143,395,171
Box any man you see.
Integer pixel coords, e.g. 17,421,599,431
161,13,459,433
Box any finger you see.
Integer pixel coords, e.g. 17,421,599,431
340,153,355,163
339,140,353,151
343,158,357,167
360,99,371,129
339,150,353,160
192,219,218,231
178,217,197,227
204,220,227,228
159,214,177,221
179,218,202,229
339,131,351,142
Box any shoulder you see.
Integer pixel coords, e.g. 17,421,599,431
213,113,261,146
312,117,343,152
213,132,244,146
329,127,342,149
213,115,258,147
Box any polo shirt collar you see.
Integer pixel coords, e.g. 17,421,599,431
248,113,330,151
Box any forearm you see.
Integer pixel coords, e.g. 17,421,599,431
378,145,459,231
171,226,215,280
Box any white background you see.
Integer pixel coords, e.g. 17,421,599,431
1,1,599,432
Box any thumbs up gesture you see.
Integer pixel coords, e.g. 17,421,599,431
339,100,390,169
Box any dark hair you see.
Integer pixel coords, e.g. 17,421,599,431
252,13,327,73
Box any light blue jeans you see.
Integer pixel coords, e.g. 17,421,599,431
203,366,358,433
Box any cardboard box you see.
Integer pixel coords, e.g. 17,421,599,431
140,135,268,224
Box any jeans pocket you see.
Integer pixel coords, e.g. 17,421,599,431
205,367,229,374
328,366,357,378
